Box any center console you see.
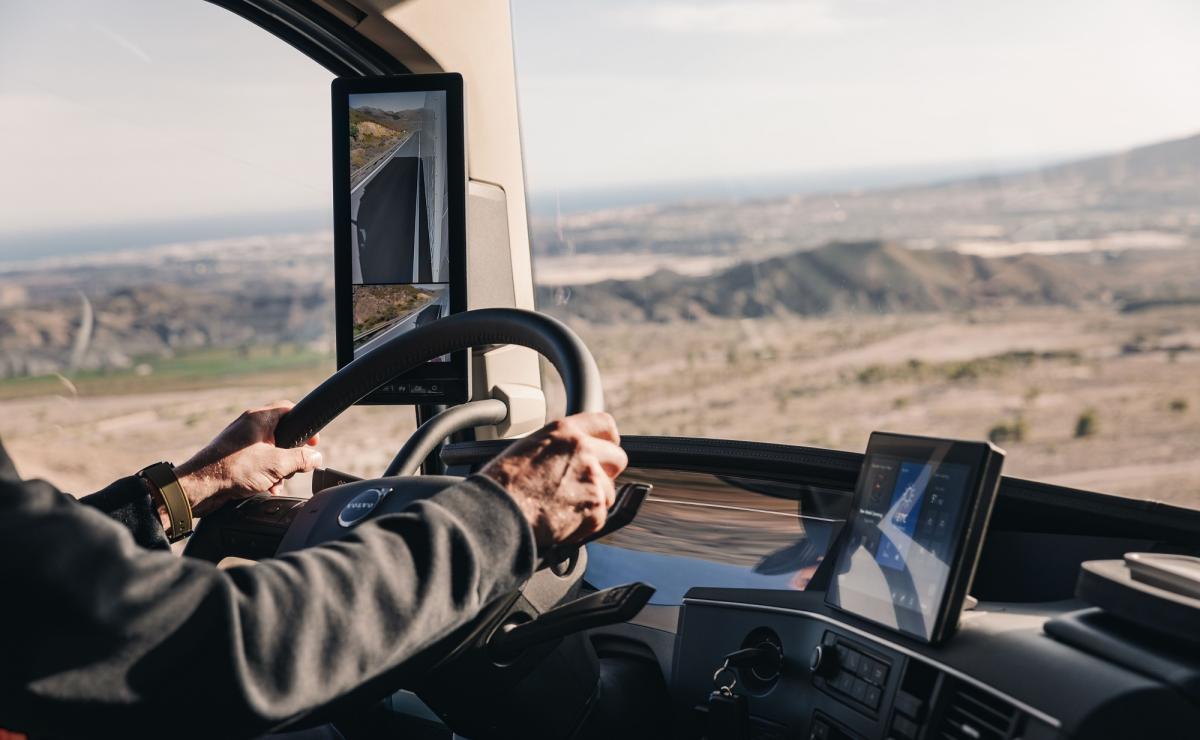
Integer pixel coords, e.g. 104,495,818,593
671,590,1185,740
667,433,1200,739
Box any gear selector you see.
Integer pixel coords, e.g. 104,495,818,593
489,582,655,661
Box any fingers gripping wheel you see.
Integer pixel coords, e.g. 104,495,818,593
541,482,652,569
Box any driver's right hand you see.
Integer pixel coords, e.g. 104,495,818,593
481,412,628,548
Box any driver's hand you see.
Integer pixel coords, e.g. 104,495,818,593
481,412,628,548
171,400,322,518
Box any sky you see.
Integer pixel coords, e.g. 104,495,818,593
0,0,333,243
1,0,1199,242
511,0,1200,196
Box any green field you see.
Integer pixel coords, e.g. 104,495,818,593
0,345,333,401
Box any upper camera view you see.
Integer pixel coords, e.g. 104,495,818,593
349,90,449,285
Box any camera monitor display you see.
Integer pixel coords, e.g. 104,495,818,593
825,433,1004,644
332,74,468,404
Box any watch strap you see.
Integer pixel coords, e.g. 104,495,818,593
139,462,193,542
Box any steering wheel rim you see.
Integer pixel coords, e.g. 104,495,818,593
185,307,603,562
273,307,603,449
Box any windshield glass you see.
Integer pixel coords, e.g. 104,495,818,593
512,0,1200,510
0,1,415,494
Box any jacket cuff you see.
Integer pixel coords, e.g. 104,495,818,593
426,474,538,592
79,476,171,551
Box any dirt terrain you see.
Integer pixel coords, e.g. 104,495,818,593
2,127,1197,512
0,301,1194,516
0,378,415,498
352,284,437,336
544,304,1200,508
349,106,410,173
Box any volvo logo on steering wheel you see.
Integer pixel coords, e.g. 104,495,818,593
338,488,387,528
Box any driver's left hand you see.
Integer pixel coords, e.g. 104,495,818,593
170,400,322,518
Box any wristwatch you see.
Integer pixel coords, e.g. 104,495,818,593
138,462,193,543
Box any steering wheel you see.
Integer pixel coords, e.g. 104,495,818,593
182,308,643,738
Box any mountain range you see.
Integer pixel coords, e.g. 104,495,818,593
2,131,1198,378
537,241,1105,322
531,131,1200,260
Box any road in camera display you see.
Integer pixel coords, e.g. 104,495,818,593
351,132,434,284
353,290,448,357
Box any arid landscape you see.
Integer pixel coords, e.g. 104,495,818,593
0,130,1197,510
556,304,1200,506
529,131,1200,506
352,284,440,336
349,105,415,179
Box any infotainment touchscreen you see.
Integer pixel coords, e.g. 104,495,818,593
826,433,1004,643
332,74,468,405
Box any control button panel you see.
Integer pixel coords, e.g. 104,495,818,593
808,710,863,740
888,689,927,739
367,378,464,404
812,631,892,715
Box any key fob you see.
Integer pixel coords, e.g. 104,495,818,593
705,689,750,740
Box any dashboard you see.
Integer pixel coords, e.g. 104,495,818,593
195,433,1200,740
443,434,1200,740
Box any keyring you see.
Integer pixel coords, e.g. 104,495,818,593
712,665,738,694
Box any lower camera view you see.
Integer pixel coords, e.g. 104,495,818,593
352,283,448,358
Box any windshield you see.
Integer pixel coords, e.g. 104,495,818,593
0,1,379,495
0,2,1195,512
511,0,1200,510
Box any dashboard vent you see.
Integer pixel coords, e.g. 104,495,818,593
937,681,1020,740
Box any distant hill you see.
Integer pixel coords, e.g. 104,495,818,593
532,130,1200,259
350,106,422,131
350,107,414,175
351,284,435,335
1030,131,1200,190
538,241,1099,322
914,131,1200,212
0,235,334,379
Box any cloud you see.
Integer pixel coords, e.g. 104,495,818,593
633,1,848,36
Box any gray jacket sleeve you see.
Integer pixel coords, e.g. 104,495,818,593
78,475,172,551
0,444,536,739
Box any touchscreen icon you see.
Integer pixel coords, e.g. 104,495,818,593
875,462,931,571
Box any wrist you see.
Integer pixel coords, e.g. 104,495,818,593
172,458,218,509
139,476,173,533
480,465,543,542
137,462,194,542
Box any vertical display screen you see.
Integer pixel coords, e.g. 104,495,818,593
333,76,467,404
826,436,987,643
350,90,448,355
